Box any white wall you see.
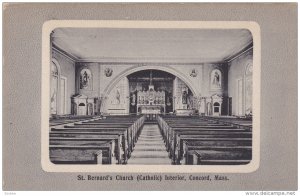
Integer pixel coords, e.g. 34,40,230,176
52,50,76,114
228,49,253,116
103,77,129,114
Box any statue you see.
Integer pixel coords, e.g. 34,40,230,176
131,93,136,106
50,89,57,114
115,89,120,104
213,72,220,86
211,70,221,88
182,91,188,104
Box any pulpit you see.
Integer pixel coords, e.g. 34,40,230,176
71,94,95,115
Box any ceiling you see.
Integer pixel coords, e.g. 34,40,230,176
52,28,252,63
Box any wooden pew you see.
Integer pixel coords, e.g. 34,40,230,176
50,137,120,164
184,146,252,165
175,133,251,159
89,114,145,143
50,132,122,163
63,125,136,154
51,128,130,163
50,115,145,164
50,143,113,164
167,128,248,158
179,138,252,164
50,115,99,126
67,115,145,152
171,131,251,163
202,116,252,131
157,115,252,165
68,123,139,145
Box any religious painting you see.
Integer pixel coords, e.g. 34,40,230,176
210,69,222,89
79,68,92,90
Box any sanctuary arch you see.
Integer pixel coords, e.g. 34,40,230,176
101,65,200,116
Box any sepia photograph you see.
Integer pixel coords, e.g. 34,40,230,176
42,21,260,172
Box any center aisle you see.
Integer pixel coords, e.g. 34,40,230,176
127,124,171,165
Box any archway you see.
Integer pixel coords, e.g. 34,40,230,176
50,58,62,116
102,66,199,115
127,70,176,114
102,65,199,97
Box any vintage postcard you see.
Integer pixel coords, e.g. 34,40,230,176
41,20,260,173
3,3,297,191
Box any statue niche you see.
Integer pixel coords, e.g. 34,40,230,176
182,90,188,104
80,68,92,90
211,69,222,89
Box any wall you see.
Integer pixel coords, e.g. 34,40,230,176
173,77,194,110
52,50,76,114
228,49,253,116
81,62,228,97
102,77,129,114
73,62,228,115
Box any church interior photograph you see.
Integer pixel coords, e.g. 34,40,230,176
49,27,253,165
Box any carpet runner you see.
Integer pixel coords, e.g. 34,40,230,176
127,124,171,165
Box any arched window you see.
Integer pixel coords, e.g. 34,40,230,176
50,61,59,115
50,58,67,116
244,61,253,115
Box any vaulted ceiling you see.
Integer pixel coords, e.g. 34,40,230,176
52,28,252,63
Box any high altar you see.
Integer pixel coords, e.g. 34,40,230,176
137,84,165,114
136,71,166,116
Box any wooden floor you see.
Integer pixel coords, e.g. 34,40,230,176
127,124,171,165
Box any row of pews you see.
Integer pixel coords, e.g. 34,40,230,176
49,115,97,126
202,116,252,131
49,115,145,164
157,115,252,165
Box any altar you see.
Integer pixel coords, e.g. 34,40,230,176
140,105,162,114
136,84,166,115
136,83,166,122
